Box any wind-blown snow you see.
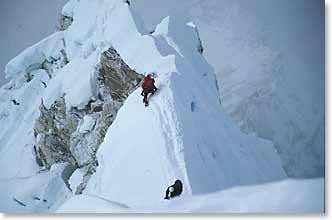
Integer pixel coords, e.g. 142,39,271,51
131,0,324,178
0,69,50,179
76,0,286,207
0,0,321,213
5,32,65,80
41,48,100,109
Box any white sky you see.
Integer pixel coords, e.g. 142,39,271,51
0,0,324,88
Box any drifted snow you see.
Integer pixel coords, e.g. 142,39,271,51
58,194,129,213
5,32,65,81
41,48,101,110
74,0,286,207
58,178,324,213
0,163,71,213
0,0,321,214
61,0,76,18
0,69,50,179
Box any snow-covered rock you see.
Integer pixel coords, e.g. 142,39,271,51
0,0,294,213
68,168,85,194
78,115,96,134
77,0,285,207
5,31,67,82
0,1,143,212
56,15,73,31
33,46,143,193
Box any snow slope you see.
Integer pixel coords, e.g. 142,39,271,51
58,178,324,213
0,0,307,213
0,163,72,213
132,0,325,178
58,194,129,213
75,0,286,208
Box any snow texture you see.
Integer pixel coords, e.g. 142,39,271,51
0,0,322,213
68,169,85,194
78,115,96,134
0,163,72,213
5,32,65,80
131,0,324,178
76,0,286,207
58,178,324,213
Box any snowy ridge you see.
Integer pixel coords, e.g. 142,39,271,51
131,0,324,178
75,0,286,207
2,0,322,213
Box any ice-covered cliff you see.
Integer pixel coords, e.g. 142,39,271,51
0,0,294,213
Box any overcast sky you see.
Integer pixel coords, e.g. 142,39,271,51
0,0,68,86
0,0,324,87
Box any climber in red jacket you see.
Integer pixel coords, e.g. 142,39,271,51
141,74,157,106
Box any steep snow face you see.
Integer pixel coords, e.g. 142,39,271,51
0,0,142,212
69,0,287,207
0,31,68,180
131,0,325,178
1,0,287,213
58,178,324,213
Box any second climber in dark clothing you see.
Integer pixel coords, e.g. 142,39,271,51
164,179,183,200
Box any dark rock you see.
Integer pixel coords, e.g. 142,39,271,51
33,47,143,193
56,15,73,31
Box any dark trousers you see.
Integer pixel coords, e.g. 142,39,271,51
142,86,156,104
164,186,182,199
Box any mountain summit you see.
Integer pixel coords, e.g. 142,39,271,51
2,0,321,213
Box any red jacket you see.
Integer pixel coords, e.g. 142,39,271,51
141,75,155,89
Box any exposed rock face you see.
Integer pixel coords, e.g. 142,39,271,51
98,48,144,101
33,47,143,193
56,15,74,31
34,97,78,167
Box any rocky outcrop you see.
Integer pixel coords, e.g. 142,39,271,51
34,97,78,167
56,15,73,31
41,49,69,79
33,47,143,193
